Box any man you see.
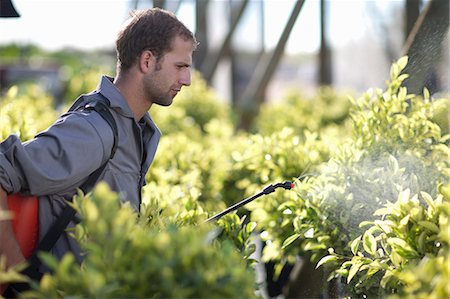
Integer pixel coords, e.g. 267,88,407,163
0,7,197,281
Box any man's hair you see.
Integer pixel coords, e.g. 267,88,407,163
116,8,197,72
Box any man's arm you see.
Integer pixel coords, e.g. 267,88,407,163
0,111,114,196
0,187,25,268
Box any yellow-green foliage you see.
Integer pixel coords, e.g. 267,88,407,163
0,85,58,141
430,95,450,136
389,187,449,299
222,127,330,207
350,58,449,167
146,120,235,210
253,86,352,136
62,64,114,104
293,57,450,297
151,71,234,137
25,184,256,299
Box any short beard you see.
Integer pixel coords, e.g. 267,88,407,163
154,60,162,71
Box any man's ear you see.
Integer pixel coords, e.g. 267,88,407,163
139,50,155,73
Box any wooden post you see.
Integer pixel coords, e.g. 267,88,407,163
401,0,449,95
237,0,305,131
319,0,332,86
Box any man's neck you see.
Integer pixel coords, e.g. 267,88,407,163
113,73,152,121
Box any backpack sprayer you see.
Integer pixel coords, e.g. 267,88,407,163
205,180,295,223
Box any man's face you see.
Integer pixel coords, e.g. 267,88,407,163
144,35,194,106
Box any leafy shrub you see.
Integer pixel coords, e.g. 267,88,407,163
222,128,330,207
285,56,450,297
146,123,234,210
253,86,352,136
63,66,113,104
25,184,257,299
430,95,449,136
332,185,450,298
151,71,234,136
0,85,58,141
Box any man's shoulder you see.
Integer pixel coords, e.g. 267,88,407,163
48,104,116,154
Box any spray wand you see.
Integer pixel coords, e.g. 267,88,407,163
205,181,295,223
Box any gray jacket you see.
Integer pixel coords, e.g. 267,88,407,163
0,75,161,264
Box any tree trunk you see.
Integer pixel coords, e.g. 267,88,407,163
319,0,332,86
402,0,449,95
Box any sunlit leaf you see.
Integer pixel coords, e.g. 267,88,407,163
418,221,440,234
315,255,339,269
347,261,362,283
351,236,362,255
363,231,377,256
281,233,300,249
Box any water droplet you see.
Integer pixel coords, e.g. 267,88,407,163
304,228,314,238
283,209,292,215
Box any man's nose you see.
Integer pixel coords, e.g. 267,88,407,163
179,70,191,86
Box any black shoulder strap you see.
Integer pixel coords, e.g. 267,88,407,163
13,96,119,290
77,98,119,161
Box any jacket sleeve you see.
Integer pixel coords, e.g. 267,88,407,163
0,110,114,196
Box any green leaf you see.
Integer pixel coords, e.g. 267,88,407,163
390,251,403,267
315,255,339,269
417,231,427,252
423,87,430,100
347,261,362,283
398,189,411,203
397,56,408,71
350,236,362,255
359,221,373,228
388,155,399,174
420,192,435,210
418,221,440,234
398,87,407,103
374,220,393,234
390,63,400,80
366,266,381,278
399,214,410,227
388,238,419,258
245,221,257,235
380,271,394,288
397,73,409,82
281,233,300,249
374,207,391,217
303,242,327,251
363,231,377,256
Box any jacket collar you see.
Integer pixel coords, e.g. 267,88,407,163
97,75,134,119
96,75,161,136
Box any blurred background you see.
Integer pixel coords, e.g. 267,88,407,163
0,0,449,130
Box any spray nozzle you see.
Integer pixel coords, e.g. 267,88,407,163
276,181,295,190
262,181,295,195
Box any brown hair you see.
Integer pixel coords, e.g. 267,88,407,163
116,8,197,72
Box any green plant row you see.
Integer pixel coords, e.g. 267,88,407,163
280,57,450,298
